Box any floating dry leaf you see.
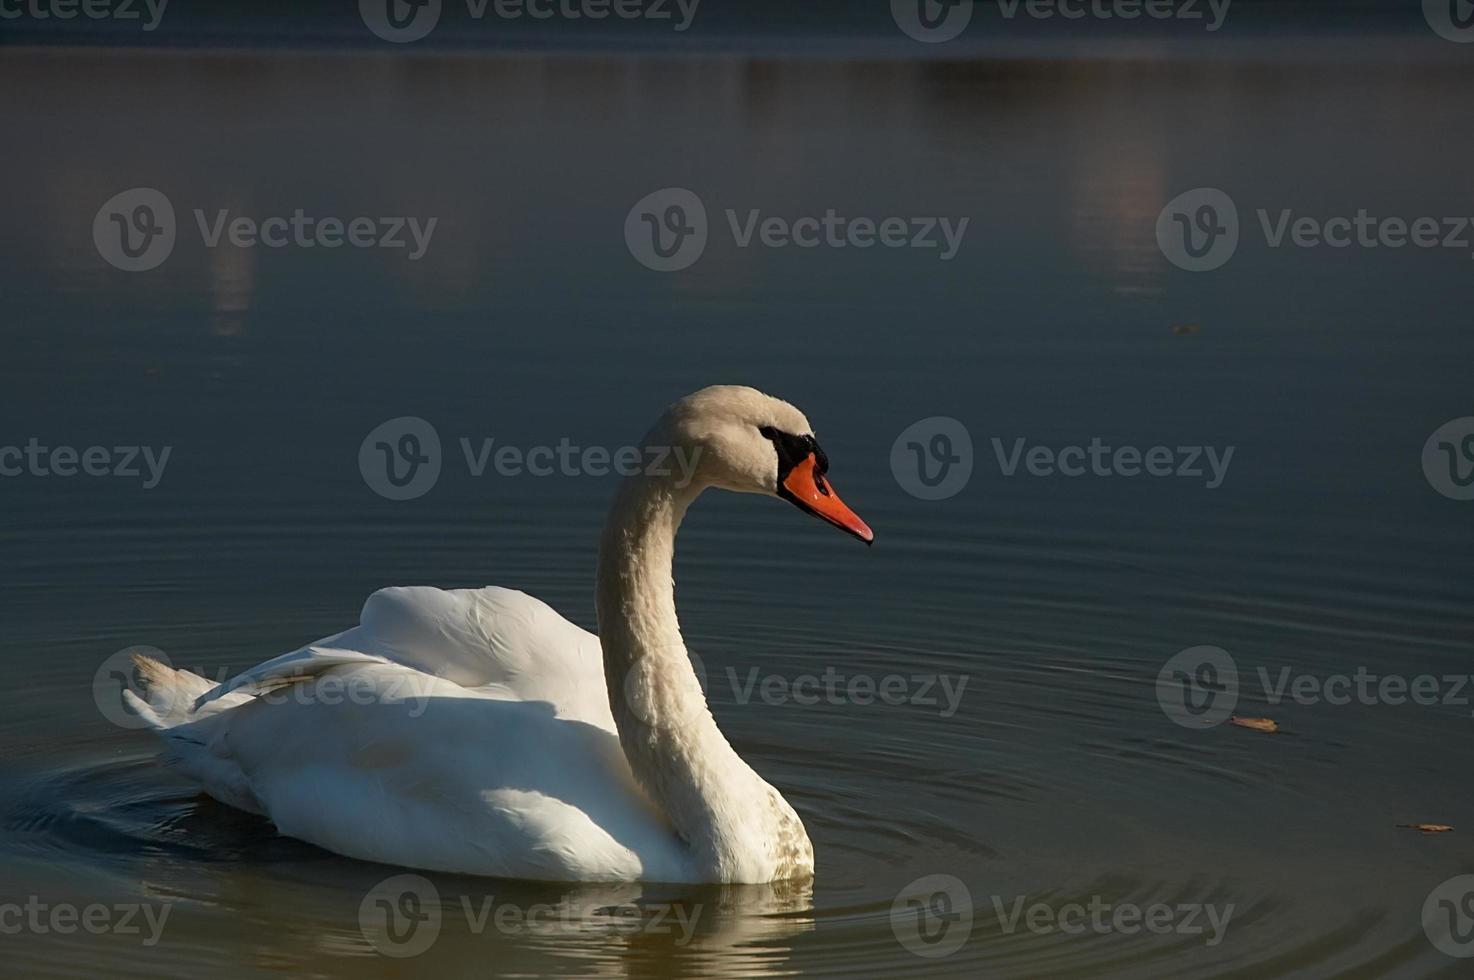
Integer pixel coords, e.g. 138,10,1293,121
1228,715,1278,733
1170,323,1201,335
1397,824,1454,834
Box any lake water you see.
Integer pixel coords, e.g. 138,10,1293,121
2,20,1473,979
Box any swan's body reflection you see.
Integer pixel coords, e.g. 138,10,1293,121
197,860,817,978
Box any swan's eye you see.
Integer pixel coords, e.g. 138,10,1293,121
760,426,829,482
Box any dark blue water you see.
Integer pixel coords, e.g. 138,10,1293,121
1,23,1472,979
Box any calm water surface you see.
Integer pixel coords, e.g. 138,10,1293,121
2,35,1473,979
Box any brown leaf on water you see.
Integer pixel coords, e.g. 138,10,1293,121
1228,715,1279,733
1170,323,1201,335
1397,824,1454,834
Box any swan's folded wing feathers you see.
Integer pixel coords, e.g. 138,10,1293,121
192,646,389,710
353,586,612,726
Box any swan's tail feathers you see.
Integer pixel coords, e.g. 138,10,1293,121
124,654,266,815
123,653,216,731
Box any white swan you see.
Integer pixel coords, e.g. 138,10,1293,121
125,385,873,884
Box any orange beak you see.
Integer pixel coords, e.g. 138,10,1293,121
780,454,874,545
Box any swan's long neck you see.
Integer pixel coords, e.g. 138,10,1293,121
596,465,809,881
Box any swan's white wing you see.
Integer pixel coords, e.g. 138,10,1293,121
196,586,614,729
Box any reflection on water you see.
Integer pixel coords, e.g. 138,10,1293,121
2,38,1473,980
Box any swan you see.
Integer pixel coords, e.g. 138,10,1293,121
124,385,874,884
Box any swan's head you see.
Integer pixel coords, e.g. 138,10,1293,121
659,385,874,545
